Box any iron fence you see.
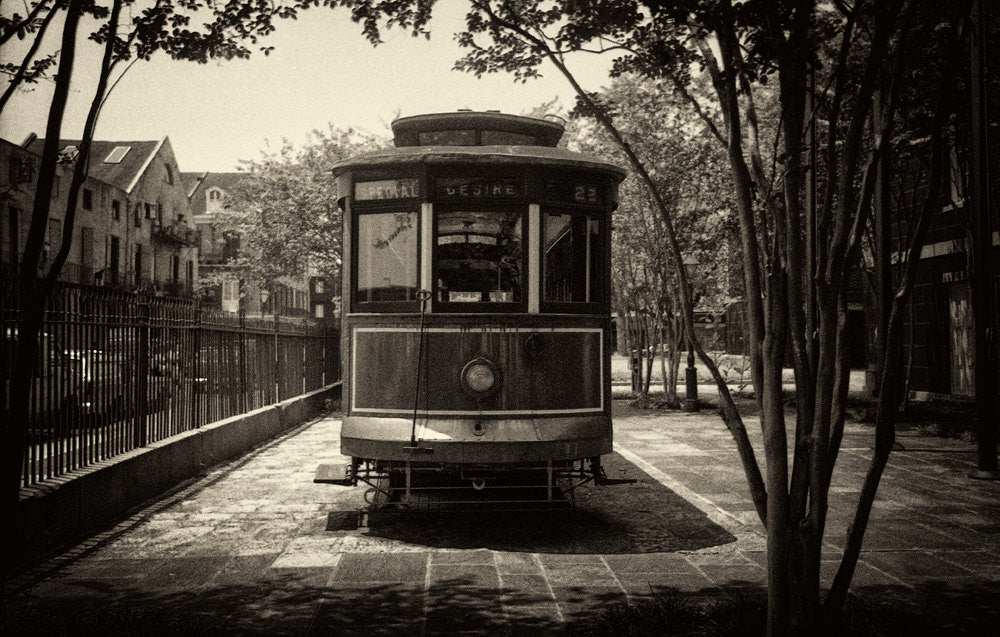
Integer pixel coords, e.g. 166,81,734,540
2,278,340,487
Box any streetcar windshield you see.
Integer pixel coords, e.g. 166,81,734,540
356,212,419,303
543,211,604,304
435,209,523,304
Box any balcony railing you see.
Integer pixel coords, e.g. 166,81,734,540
152,220,198,246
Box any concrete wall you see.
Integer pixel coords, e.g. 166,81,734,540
15,383,340,571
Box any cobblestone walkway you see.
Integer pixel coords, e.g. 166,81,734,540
5,410,1000,635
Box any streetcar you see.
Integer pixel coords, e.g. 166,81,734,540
332,111,626,507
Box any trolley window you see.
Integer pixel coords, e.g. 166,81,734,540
355,211,419,307
542,211,605,308
434,208,524,308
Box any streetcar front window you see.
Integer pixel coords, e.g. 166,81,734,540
543,212,604,303
435,209,523,305
356,212,419,304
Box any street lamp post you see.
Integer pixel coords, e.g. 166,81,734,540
683,256,699,412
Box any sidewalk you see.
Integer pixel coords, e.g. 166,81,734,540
4,407,999,635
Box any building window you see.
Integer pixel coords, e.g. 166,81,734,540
82,188,93,210
134,203,142,227
209,189,222,202
315,279,324,294
186,260,193,283
108,236,120,284
315,303,325,319
222,280,239,301
135,245,143,283
111,200,120,221
172,255,180,282
164,164,174,185
144,203,152,219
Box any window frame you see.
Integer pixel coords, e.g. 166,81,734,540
431,203,528,314
538,206,609,315
351,203,422,313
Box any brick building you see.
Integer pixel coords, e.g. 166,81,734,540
3,136,198,296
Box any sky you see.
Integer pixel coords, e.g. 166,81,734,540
0,3,613,173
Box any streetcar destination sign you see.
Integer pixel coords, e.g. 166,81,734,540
436,177,526,199
355,179,419,200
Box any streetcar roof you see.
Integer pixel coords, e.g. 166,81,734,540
391,111,566,147
331,145,627,182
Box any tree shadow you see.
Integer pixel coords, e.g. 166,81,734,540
574,579,1000,636
362,452,736,553
1,573,576,636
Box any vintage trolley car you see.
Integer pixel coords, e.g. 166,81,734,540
333,111,626,506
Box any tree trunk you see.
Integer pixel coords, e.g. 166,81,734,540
5,0,84,579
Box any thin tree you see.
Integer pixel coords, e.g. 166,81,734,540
339,1,970,633
2,0,313,578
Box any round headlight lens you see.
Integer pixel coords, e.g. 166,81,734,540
461,358,500,398
464,362,495,393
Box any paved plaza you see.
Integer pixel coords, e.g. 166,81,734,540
5,406,1000,635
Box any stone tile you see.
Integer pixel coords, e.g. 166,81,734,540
59,557,154,580
617,572,714,595
208,554,279,586
500,573,552,593
495,551,542,574
683,551,755,566
554,587,628,621
309,586,425,633
542,563,618,586
861,550,974,579
271,552,341,569
504,603,563,634
603,553,697,574
425,588,506,633
698,563,765,586
935,549,1000,572
429,549,495,565
429,564,500,588
844,561,906,587
145,556,232,588
330,552,427,583
536,553,605,566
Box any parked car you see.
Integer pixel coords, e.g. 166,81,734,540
4,327,95,435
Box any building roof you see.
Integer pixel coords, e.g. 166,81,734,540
185,171,250,216
23,138,165,194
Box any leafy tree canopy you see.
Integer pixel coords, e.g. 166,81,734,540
215,126,389,288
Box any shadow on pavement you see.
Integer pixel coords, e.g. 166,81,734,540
363,452,736,554
575,579,1000,636
2,573,573,636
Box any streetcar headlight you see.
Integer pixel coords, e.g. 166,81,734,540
461,358,500,397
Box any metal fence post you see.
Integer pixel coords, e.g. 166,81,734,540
135,299,149,447
239,308,247,413
191,303,201,429
273,312,280,402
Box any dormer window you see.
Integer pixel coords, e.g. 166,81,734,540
208,189,223,203
104,146,130,163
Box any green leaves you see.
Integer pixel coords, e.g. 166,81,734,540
216,126,389,288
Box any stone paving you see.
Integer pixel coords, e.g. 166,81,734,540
5,407,1000,635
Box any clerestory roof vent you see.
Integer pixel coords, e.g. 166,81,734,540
104,146,131,164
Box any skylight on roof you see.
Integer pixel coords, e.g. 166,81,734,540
104,146,131,163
